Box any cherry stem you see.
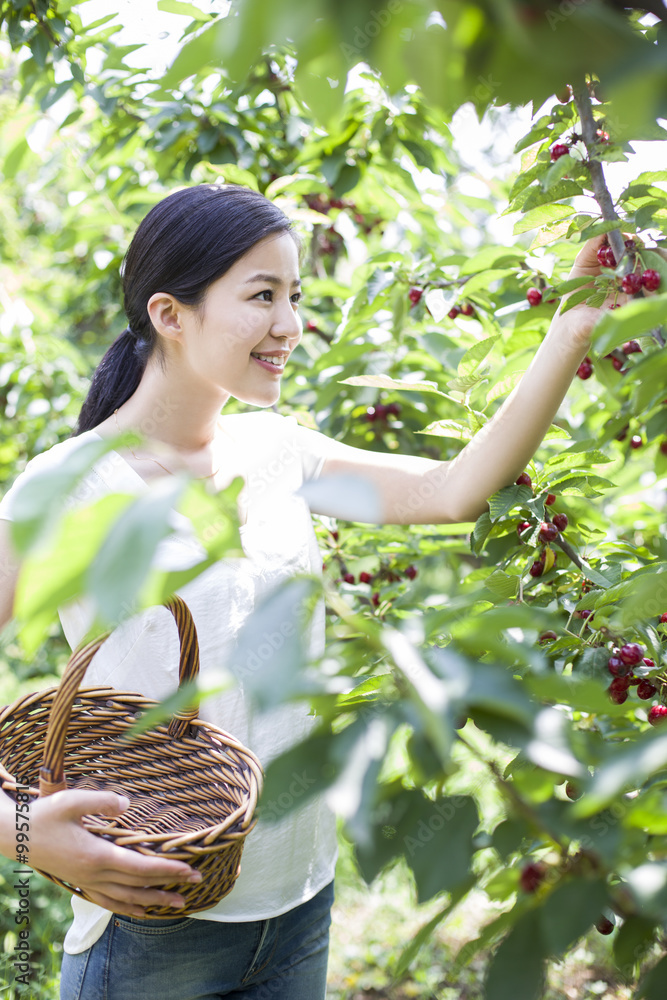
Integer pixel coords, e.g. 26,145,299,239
572,80,625,266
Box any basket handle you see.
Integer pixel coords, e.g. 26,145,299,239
39,596,200,796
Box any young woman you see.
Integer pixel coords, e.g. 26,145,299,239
0,183,615,999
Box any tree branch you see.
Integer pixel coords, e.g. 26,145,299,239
572,80,625,266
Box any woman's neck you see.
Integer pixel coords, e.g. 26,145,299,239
115,359,230,455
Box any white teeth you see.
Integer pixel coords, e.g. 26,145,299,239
253,354,285,366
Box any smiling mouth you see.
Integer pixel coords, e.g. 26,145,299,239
251,353,288,371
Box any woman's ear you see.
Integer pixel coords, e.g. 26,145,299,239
147,292,186,343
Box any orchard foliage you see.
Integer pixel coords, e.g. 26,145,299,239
3,1,667,997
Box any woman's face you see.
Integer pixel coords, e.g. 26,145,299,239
175,232,303,407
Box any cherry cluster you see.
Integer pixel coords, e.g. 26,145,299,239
595,239,661,295
514,474,568,578
577,338,643,381
324,529,418,611
605,638,667,724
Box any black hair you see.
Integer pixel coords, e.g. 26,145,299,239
74,184,298,435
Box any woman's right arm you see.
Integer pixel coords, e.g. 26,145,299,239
0,520,201,915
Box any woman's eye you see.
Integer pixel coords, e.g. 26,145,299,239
256,289,273,302
291,292,302,305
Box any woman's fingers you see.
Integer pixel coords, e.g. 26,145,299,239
29,791,202,903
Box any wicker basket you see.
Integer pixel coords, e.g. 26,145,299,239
0,595,263,917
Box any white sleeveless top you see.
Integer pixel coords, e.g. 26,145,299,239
0,411,338,954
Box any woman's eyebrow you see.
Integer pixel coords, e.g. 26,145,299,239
244,273,302,287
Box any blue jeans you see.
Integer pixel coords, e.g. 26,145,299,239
59,881,334,1000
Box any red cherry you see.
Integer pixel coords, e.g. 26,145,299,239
517,520,532,538
607,656,629,677
329,197,345,209
529,560,545,578
330,530,339,542
374,404,388,421
371,592,380,607
539,521,559,542
404,565,418,580
641,269,661,291
552,512,568,532
516,472,532,488
460,303,476,316
386,402,401,417
409,287,423,307
625,238,637,250
520,862,547,893
660,614,667,624
577,359,594,380
343,573,355,585
643,658,656,667
648,705,667,726
611,356,625,372
637,680,658,700
596,129,610,143
597,245,616,268
359,571,373,584
630,435,643,450
448,305,461,319
527,287,543,306
365,407,377,422
550,143,569,162
622,340,642,355
306,319,320,332
595,916,615,935
545,494,556,506
660,440,667,456
565,781,581,801
621,272,643,295
539,630,558,643
619,643,644,666
609,677,631,704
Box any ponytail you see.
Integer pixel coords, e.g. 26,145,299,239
74,328,150,435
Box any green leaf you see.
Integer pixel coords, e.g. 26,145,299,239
471,511,493,554
484,570,519,599
157,0,213,19
3,137,29,180
199,162,260,190
613,915,658,972
593,294,667,356
638,953,667,999
367,268,394,304
419,419,472,441
487,484,533,522
339,375,446,395
14,494,132,654
87,476,188,623
573,733,667,817
458,336,499,377
540,879,608,957
485,913,546,1000
9,437,127,554
513,204,575,235
403,795,479,903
